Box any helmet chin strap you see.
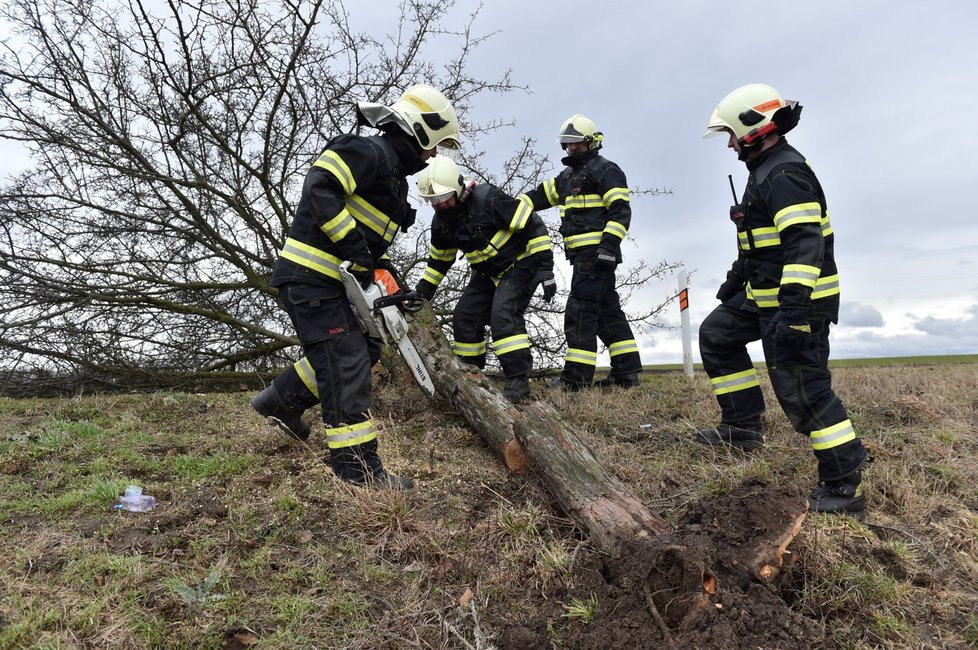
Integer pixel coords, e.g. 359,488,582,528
737,124,779,161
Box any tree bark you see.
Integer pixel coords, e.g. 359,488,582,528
407,307,669,556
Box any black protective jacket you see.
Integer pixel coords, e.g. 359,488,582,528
271,131,424,288
736,139,840,321
521,149,631,261
417,183,553,292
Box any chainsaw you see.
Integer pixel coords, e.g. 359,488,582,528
338,261,435,398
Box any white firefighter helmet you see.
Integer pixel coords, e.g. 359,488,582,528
557,114,603,150
703,83,801,146
357,84,461,151
417,155,465,204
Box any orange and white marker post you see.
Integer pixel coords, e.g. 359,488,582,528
678,271,693,378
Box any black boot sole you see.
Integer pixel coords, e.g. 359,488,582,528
693,430,764,451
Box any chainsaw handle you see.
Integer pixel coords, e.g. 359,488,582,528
373,289,425,314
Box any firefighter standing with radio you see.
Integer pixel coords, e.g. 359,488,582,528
696,83,870,518
250,84,461,491
414,155,556,404
520,115,643,390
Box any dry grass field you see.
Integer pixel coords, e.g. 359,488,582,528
1,362,976,648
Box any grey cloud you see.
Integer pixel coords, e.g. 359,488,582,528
839,302,885,327
910,304,978,338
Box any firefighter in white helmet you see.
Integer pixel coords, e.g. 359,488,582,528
697,83,870,518
520,114,642,390
251,84,460,491
414,155,556,404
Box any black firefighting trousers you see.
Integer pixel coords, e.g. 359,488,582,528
266,282,382,450
698,303,868,480
452,262,536,378
561,255,642,386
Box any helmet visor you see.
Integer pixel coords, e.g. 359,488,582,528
420,190,456,205
557,134,587,144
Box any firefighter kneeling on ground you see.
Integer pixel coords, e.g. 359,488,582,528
696,83,870,518
414,155,556,404
250,84,462,491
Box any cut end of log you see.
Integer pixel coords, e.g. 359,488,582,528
504,438,531,474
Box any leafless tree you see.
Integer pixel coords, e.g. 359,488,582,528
0,0,674,393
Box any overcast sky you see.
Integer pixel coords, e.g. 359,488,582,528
401,0,978,362
3,1,976,364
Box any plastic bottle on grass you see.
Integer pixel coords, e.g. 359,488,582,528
114,485,156,512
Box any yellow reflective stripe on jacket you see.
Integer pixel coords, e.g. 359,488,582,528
603,220,627,240
509,196,533,231
810,274,840,299
781,263,820,289
279,237,342,281
745,283,780,308
494,333,530,356
564,194,604,209
739,227,782,250
294,357,319,398
710,368,760,395
429,245,457,262
821,211,833,237
518,235,552,260
325,420,376,450
774,201,821,231
564,231,603,249
422,266,446,286
453,340,487,357
346,194,397,243
313,150,356,195
748,275,840,307
543,179,559,206
603,186,629,207
809,419,856,450
488,228,514,253
608,339,638,357
565,348,597,366
320,208,356,242
739,216,833,252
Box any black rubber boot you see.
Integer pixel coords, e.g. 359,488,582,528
593,372,640,389
694,419,765,451
546,377,589,391
811,439,870,519
503,375,531,404
250,384,311,442
808,471,866,520
329,440,414,491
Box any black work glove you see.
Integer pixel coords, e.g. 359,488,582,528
534,269,557,303
716,258,746,301
594,245,618,272
414,280,436,302
765,306,811,342
349,260,374,290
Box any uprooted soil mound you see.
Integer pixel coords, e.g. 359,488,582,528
499,479,821,649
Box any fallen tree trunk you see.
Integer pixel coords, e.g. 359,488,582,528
407,307,669,555
403,307,810,639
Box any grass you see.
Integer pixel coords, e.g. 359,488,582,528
0,363,976,647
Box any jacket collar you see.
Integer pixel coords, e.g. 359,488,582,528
561,148,600,168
